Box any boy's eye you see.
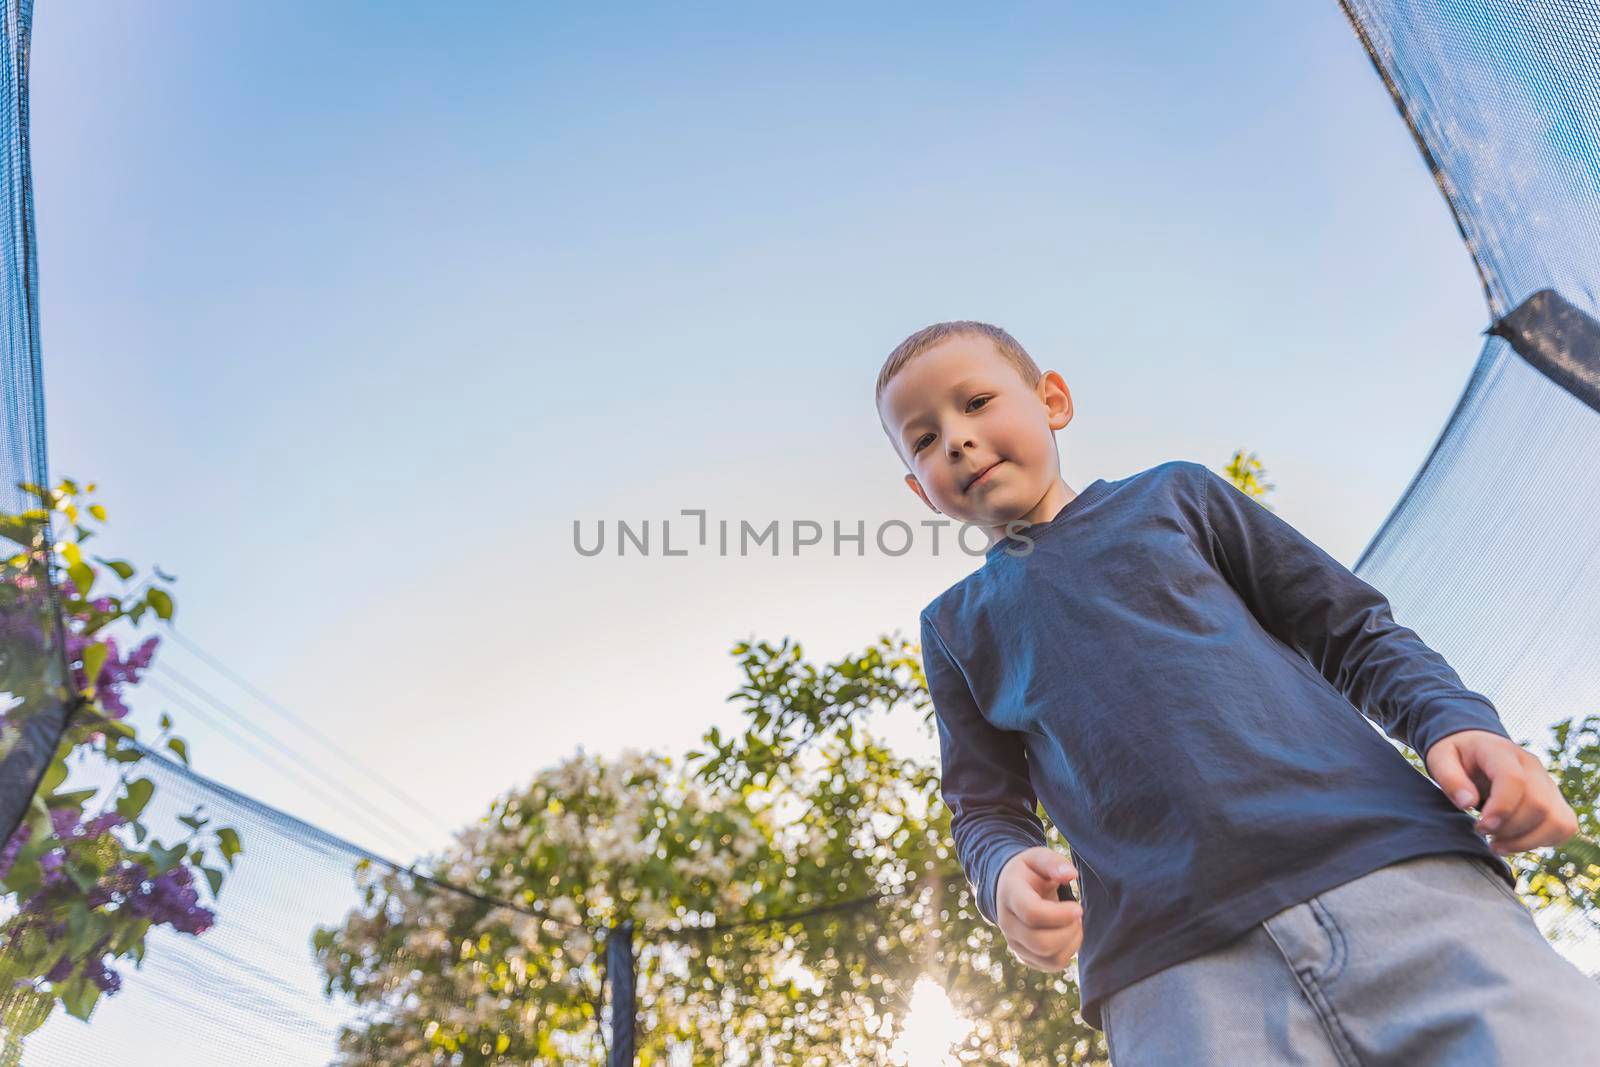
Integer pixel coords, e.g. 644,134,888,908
912,396,991,454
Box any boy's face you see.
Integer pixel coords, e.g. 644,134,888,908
879,333,1074,532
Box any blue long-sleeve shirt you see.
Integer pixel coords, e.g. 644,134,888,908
919,459,1514,1031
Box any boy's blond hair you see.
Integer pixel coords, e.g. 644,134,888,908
875,320,1043,409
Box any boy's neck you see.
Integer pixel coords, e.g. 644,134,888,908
986,478,1081,547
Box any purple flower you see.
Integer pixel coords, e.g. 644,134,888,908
125,863,215,936
0,823,31,881
81,812,127,838
85,957,122,993
48,807,80,838
62,629,162,720
128,635,159,670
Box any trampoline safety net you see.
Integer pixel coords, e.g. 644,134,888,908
3,0,1600,1064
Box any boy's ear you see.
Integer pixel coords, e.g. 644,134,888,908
1038,371,1074,431
905,473,940,513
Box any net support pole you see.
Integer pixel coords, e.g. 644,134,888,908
606,918,636,1066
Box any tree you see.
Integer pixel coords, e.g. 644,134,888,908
312,633,1111,1065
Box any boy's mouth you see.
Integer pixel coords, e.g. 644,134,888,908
965,460,1005,491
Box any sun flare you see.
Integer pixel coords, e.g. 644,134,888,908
889,977,975,1065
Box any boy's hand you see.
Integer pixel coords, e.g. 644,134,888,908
995,847,1083,971
1425,729,1579,856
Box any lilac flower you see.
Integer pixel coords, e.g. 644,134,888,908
125,863,216,936
0,823,31,881
38,851,63,876
48,807,80,838
127,635,158,670
85,958,121,994
81,812,127,837
56,612,162,720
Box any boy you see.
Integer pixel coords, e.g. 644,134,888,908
876,321,1598,1064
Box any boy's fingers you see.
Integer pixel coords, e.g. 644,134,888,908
1009,937,1068,972
1488,820,1552,855
1490,795,1551,843
1006,892,1082,933
1427,740,1478,811
1020,850,1077,887
1475,745,1527,832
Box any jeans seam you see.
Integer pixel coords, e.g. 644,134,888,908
1308,898,1348,985
1298,970,1364,1067
1262,913,1362,1067
1101,998,1116,1064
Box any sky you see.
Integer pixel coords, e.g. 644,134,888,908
25,0,1495,871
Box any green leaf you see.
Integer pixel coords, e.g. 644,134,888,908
109,917,151,955
67,560,95,599
79,642,108,692
66,861,99,894
2,853,42,897
146,841,185,876
90,556,134,580
146,587,174,621
116,778,155,821
159,712,172,731
39,757,69,797
178,811,207,831
59,976,101,1022
64,900,96,958
98,717,135,740
167,737,190,765
216,827,242,867
0,515,44,547
202,865,224,898
107,742,145,765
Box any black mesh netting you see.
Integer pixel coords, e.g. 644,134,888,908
0,0,73,931
3,0,1600,1063
1338,0,1600,979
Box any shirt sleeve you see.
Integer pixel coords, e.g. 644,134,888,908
920,610,1047,928
1189,461,1511,757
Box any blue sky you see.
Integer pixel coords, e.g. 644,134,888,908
28,1,1491,865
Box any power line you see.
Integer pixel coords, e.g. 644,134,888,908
163,626,450,832
123,735,595,935
142,675,426,854
153,659,453,841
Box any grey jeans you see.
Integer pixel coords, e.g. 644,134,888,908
1101,850,1600,1066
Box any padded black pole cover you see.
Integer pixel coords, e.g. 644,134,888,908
607,918,637,1066
1487,288,1600,417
